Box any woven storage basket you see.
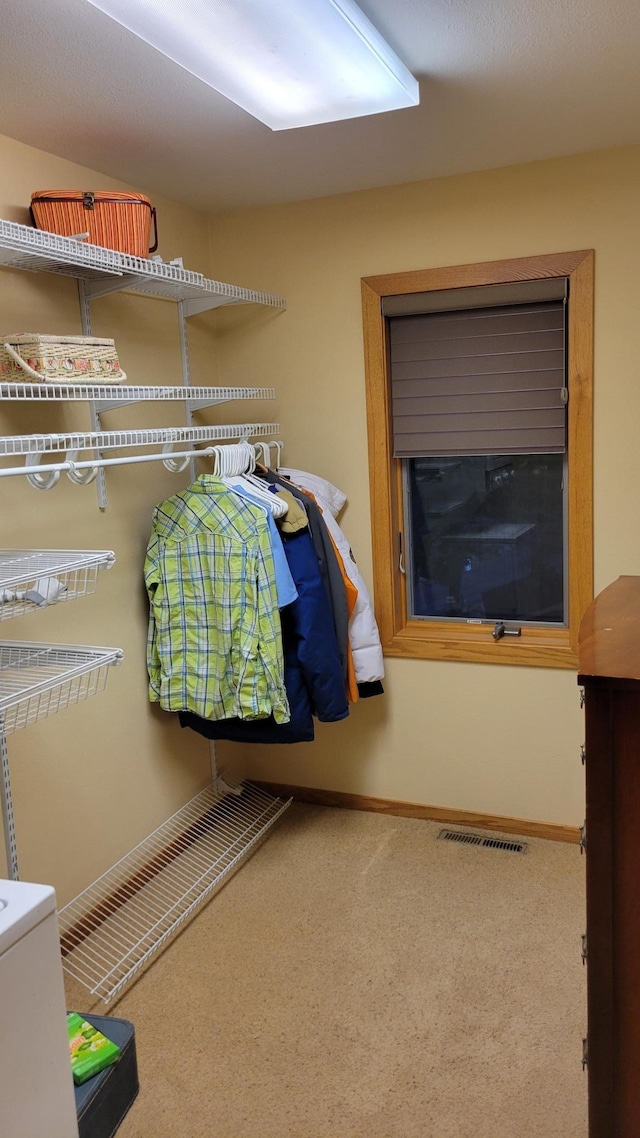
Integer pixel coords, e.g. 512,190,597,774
0,334,126,384
30,190,157,259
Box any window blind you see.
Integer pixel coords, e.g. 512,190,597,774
388,285,567,459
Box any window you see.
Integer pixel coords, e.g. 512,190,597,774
361,251,594,668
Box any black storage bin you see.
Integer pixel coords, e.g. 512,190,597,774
73,1014,139,1138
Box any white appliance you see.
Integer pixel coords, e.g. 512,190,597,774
0,879,79,1138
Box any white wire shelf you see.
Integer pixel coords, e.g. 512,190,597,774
0,381,275,407
59,781,292,1002
0,422,280,457
0,641,123,734
0,218,286,311
0,550,115,621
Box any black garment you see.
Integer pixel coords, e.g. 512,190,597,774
179,621,315,742
264,471,350,683
357,680,385,698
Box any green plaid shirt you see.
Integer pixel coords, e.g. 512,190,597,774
145,476,290,723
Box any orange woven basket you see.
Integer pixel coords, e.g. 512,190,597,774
30,190,158,259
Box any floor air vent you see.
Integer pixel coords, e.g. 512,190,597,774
438,829,527,854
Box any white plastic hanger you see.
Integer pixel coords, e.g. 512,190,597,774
256,441,271,467
237,443,288,517
269,440,283,471
215,441,287,518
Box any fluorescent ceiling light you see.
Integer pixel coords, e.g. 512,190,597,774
84,0,419,130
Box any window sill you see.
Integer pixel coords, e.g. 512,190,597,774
383,622,578,669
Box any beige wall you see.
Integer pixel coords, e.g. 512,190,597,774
0,133,239,902
2,133,637,907
209,145,640,828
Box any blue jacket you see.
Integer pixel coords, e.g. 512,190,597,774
180,525,348,744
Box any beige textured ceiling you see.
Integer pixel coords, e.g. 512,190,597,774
1,0,640,213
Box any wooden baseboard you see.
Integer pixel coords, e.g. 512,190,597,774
255,782,581,844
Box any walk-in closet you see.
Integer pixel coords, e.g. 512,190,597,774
2,2,640,1136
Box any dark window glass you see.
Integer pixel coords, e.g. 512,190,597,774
406,454,565,625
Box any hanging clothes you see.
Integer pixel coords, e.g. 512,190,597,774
227,480,297,609
280,468,385,697
276,522,349,722
145,475,290,723
284,484,360,703
263,470,350,683
279,469,347,517
180,607,315,743
179,500,348,743
275,489,308,533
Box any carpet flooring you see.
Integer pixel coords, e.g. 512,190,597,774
67,802,588,1138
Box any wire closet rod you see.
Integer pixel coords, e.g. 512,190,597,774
0,439,283,489
0,447,210,479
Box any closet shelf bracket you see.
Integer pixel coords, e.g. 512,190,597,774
82,273,157,301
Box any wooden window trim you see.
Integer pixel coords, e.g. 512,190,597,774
361,250,594,670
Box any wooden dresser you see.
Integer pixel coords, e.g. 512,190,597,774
578,576,640,1136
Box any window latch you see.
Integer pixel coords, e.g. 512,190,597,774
492,621,522,640
398,531,406,575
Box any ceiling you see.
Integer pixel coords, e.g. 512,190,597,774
2,0,640,214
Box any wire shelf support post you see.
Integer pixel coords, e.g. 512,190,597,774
177,298,198,485
0,720,18,879
78,279,109,508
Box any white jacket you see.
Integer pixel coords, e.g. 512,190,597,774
280,468,385,687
